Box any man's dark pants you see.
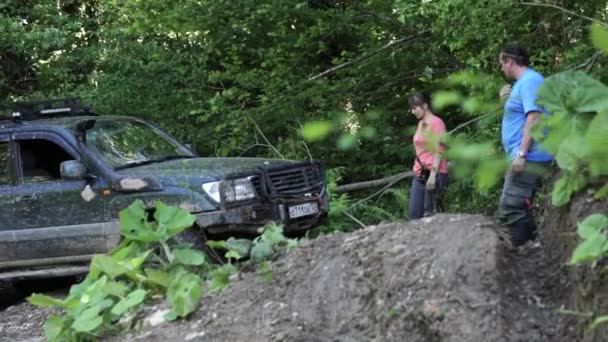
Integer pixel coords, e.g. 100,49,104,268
498,161,551,246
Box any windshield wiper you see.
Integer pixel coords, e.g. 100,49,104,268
115,155,195,170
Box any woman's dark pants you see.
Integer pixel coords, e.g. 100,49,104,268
408,173,449,220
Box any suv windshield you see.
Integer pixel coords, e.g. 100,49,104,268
85,119,194,169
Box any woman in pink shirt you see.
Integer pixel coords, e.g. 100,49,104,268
407,92,449,219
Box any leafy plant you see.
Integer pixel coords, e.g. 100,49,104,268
28,201,301,341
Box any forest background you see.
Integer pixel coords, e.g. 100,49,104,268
1,0,607,231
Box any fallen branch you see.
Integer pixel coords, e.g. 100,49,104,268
447,112,496,134
308,30,431,81
335,171,413,193
343,210,368,229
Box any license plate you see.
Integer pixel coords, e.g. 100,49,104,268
288,202,319,219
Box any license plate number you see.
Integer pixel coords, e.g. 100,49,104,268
288,202,319,219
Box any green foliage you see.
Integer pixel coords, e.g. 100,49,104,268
28,201,301,341
570,214,608,264
535,71,608,205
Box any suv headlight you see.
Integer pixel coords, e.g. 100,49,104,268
202,178,256,203
222,178,256,202
202,181,221,203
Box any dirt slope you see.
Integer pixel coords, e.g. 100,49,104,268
112,214,560,342
1,214,565,342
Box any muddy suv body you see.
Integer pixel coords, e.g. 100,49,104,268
0,99,328,281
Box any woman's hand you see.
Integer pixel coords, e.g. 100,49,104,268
426,173,436,190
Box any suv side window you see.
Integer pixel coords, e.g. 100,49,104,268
17,139,75,183
0,142,10,185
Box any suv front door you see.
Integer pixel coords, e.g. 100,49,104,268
9,132,117,263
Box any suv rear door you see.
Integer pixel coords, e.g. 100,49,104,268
6,131,118,264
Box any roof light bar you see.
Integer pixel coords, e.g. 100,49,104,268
40,107,72,114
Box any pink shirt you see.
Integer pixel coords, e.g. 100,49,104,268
412,115,448,176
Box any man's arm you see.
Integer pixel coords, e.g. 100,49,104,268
519,111,541,155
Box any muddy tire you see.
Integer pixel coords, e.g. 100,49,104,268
0,281,21,308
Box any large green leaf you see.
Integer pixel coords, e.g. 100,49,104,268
167,272,202,317
555,136,588,171
552,173,587,206
102,280,129,297
250,240,273,263
208,264,238,293
590,23,608,53
301,120,333,142
225,237,252,258
28,294,69,309
90,255,130,279
261,224,285,245
577,214,608,239
154,201,196,240
111,289,147,316
119,200,160,242
43,315,65,342
173,248,207,266
145,269,171,288
570,231,607,264
71,305,103,332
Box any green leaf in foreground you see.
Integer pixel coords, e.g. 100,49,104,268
154,201,196,239
173,248,206,266
570,232,607,264
590,23,608,53
208,264,238,293
145,269,171,288
167,272,203,317
71,305,103,332
257,261,273,283
43,315,65,342
301,120,333,141
577,214,608,239
225,237,252,257
111,289,147,316
28,294,68,309
250,240,273,263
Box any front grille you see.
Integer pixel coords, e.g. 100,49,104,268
250,176,263,195
266,163,322,194
249,162,323,197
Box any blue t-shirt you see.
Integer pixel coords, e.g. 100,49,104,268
502,68,553,162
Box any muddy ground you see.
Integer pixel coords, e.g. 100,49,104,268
1,213,576,342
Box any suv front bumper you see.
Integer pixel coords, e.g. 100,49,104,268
195,191,328,235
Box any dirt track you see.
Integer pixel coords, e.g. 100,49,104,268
1,214,568,342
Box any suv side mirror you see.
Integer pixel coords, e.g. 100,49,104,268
60,160,87,180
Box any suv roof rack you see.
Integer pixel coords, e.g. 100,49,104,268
1,98,96,123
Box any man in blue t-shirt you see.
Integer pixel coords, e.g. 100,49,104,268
497,44,553,247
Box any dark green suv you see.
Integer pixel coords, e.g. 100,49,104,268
0,99,328,281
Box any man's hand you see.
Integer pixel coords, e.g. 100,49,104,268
512,155,525,172
499,84,512,101
426,173,436,190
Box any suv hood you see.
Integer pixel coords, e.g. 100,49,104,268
115,157,296,183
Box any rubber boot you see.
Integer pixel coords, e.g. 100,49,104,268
508,219,532,247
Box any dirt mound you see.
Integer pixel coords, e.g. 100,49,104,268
109,214,558,342
1,214,565,342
